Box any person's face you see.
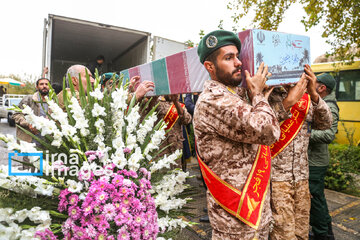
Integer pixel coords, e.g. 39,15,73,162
78,67,95,93
97,59,104,65
315,82,327,97
213,45,242,86
36,79,50,96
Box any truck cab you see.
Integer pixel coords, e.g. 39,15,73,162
0,94,28,127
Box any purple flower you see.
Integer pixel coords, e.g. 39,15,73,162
123,147,131,154
72,225,87,239
117,227,130,240
68,194,79,206
59,189,71,199
35,229,58,240
96,232,107,240
112,175,124,186
96,191,109,203
68,206,82,220
58,199,68,212
88,154,97,161
103,203,116,221
85,150,96,156
92,214,105,226
85,224,97,238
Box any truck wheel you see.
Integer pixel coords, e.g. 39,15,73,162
8,114,15,127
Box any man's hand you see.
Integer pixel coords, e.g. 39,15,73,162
168,94,179,103
282,73,308,111
245,62,268,99
134,81,155,101
29,124,39,135
42,67,48,78
168,94,184,116
304,64,319,103
129,76,141,93
263,86,274,100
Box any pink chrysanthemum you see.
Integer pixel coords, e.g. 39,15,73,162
117,227,130,240
68,194,79,206
103,203,116,221
68,206,82,220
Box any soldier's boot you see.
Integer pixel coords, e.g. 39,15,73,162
327,223,335,240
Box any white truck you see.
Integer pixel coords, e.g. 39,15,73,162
0,94,28,127
42,14,188,84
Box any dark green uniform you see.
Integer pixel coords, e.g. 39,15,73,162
308,91,339,238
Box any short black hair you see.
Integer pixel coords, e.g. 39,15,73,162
96,55,105,61
204,48,221,66
51,83,63,94
36,78,50,86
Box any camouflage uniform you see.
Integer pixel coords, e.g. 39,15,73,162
269,89,332,240
194,80,282,240
156,99,192,168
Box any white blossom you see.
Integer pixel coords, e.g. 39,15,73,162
90,87,104,100
69,96,89,136
92,103,106,117
66,179,83,193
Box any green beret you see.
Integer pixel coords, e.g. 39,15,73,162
197,30,241,64
317,73,336,90
100,72,119,85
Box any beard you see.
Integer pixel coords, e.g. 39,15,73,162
39,88,49,96
215,64,242,87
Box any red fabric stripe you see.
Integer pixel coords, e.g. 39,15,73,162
166,52,191,94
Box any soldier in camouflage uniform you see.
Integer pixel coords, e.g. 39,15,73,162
154,95,192,168
130,78,192,169
193,30,307,240
270,64,333,240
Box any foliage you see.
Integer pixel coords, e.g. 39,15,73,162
227,0,360,62
325,143,360,191
0,73,38,95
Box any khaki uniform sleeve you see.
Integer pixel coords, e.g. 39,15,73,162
268,89,291,122
202,91,280,146
311,97,333,130
178,107,192,125
12,96,31,128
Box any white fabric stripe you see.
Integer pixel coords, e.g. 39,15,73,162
185,48,209,92
139,63,155,96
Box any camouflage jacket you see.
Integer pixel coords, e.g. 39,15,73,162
12,92,43,143
156,100,192,165
271,89,333,182
193,80,281,234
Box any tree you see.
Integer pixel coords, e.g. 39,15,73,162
227,0,360,62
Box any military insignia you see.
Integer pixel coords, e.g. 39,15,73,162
206,35,218,48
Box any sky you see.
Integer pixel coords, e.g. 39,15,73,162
0,0,331,80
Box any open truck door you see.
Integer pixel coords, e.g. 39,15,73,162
42,14,151,85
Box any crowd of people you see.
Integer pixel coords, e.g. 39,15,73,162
12,29,339,240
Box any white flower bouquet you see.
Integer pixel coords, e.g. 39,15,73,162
0,72,195,240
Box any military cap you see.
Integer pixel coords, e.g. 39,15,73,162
100,72,119,85
316,73,336,90
197,30,241,64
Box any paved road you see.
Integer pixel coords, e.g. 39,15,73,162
1,121,359,239
179,160,360,240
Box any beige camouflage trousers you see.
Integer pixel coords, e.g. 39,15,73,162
212,224,270,240
270,180,311,240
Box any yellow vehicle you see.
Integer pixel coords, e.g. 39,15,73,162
312,60,360,145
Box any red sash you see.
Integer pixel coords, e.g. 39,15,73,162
270,93,311,158
196,145,271,229
163,103,185,131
